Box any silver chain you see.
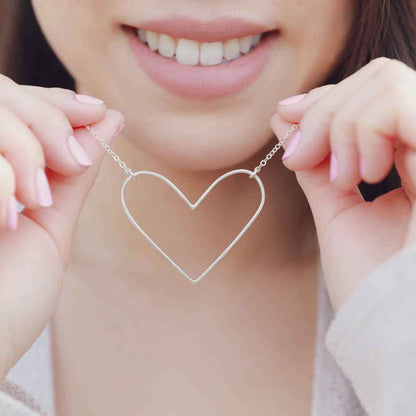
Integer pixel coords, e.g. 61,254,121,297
250,123,299,177
85,123,299,179
85,125,136,178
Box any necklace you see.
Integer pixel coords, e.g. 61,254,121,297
85,123,299,284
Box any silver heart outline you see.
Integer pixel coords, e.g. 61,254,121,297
120,169,265,284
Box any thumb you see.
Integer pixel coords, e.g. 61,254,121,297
270,113,364,242
24,109,125,265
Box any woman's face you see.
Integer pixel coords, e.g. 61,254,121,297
32,0,353,171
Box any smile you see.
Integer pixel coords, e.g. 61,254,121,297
123,16,279,99
136,29,263,66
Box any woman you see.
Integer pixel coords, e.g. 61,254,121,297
0,0,416,415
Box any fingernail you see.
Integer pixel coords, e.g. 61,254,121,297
67,135,93,166
35,169,53,207
278,94,307,106
282,130,302,160
75,94,105,105
114,124,125,138
6,195,18,230
330,152,338,182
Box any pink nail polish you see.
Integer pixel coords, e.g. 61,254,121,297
35,169,53,207
67,135,93,166
330,153,338,182
75,94,105,105
114,124,125,138
278,94,307,106
282,131,302,160
6,195,18,230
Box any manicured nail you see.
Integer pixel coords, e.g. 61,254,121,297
282,130,302,160
35,169,53,207
278,94,307,106
75,94,105,105
67,135,93,166
330,152,338,182
6,195,18,230
114,124,125,138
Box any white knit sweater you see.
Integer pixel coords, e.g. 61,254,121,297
2,243,416,416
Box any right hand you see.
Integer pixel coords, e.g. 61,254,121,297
0,74,125,380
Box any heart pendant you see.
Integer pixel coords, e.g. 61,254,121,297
120,169,265,284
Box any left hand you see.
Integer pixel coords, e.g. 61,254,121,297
270,57,416,313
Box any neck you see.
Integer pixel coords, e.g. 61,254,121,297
75,80,317,285
74,126,317,284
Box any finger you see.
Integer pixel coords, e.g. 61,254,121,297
0,79,96,176
356,95,397,184
270,113,364,244
353,61,416,184
276,57,393,123
0,106,49,210
0,154,18,230
23,109,125,267
395,145,416,254
328,74,389,190
276,85,334,122
395,144,416,203
21,85,106,127
355,62,416,187
277,59,397,171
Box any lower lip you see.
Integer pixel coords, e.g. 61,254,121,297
124,27,278,99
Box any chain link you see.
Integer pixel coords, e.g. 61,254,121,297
85,125,136,178
250,123,299,177
86,123,299,179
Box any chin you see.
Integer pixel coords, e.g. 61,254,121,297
123,106,276,171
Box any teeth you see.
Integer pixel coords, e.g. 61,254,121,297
137,29,263,66
251,34,261,47
239,36,252,54
200,41,223,66
146,30,159,51
158,33,176,58
223,38,241,60
176,39,199,65
138,29,147,43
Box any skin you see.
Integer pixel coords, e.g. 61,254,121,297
272,57,416,311
2,0,415,414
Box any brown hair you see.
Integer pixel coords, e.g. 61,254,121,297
2,0,415,201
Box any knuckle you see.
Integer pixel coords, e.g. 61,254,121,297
376,57,405,88
23,137,45,165
330,112,354,145
306,84,334,100
303,101,333,130
355,112,368,130
44,105,72,134
332,110,354,129
370,56,392,68
16,93,74,138
0,106,45,163
49,87,76,99
45,105,66,123
356,114,375,139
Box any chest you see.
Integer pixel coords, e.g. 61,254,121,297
52,260,318,416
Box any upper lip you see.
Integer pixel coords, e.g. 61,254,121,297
126,15,276,42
